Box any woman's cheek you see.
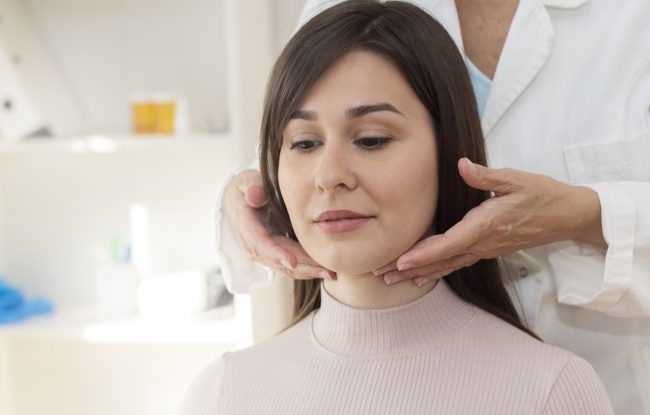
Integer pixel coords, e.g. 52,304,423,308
279,165,308,237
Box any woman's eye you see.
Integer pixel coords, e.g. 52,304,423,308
289,140,320,152
355,137,391,150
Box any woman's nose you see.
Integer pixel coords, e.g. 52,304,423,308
314,144,358,192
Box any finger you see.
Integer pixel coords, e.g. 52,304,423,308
235,169,263,194
414,276,432,287
291,264,337,280
239,207,298,267
385,254,479,284
397,223,480,270
271,236,323,269
374,235,444,275
372,259,398,276
245,185,269,208
258,255,336,281
268,236,336,280
458,158,518,196
413,268,456,287
233,170,269,208
274,262,336,281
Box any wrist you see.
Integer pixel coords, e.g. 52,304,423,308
570,186,607,250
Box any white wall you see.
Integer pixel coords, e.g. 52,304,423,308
22,0,228,134
0,157,6,274
271,0,306,55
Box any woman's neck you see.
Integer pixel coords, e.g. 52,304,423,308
323,271,437,309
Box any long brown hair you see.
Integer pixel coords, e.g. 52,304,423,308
259,0,538,339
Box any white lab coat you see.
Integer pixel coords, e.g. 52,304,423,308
215,0,650,413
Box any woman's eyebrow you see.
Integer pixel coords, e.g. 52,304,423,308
288,103,403,121
346,103,403,118
289,110,315,121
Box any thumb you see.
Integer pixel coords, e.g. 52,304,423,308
245,184,269,208
457,158,515,196
234,170,269,208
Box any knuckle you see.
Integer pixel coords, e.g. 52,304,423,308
436,259,453,271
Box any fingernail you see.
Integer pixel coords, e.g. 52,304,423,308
373,266,395,276
280,259,294,270
414,277,428,287
467,159,479,173
384,272,399,285
318,271,331,280
397,262,413,271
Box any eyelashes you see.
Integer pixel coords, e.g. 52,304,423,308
289,140,320,152
355,137,391,150
289,137,392,153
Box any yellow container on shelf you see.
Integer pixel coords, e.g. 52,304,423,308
130,92,187,136
152,93,176,135
130,94,155,134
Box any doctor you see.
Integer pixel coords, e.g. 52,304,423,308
217,0,650,413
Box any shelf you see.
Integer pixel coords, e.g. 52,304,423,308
0,133,233,155
0,305,239,344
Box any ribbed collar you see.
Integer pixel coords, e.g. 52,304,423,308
311,281,476,359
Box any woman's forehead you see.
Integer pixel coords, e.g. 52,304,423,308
294,51,423,118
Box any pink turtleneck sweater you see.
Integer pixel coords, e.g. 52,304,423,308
179,281,613,414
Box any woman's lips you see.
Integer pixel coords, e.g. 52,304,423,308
314,210,374,234
314,217,372,234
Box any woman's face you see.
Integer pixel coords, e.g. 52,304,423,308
278,50,438,275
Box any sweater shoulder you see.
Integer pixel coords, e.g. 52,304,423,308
541,354,614,414
224,311,315,366
178,355,226,415
466,306,573,363
461,308,611,408
177,314,314,414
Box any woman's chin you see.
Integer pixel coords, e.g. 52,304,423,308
303,238,416,276
313,254,394,277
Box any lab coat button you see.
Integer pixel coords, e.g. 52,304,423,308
519,267,529,278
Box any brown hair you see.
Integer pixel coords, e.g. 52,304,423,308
259,0,538,339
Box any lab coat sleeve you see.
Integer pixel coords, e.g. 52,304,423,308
215,0,340,294
214,157,276,295
548,127,650,317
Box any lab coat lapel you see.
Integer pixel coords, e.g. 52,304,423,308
481,0,554,135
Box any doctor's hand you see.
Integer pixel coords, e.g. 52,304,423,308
223,169,336,281
374,158,606,287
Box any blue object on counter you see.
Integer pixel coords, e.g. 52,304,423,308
0,277,54,325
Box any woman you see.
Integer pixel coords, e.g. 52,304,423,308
180,1,613,413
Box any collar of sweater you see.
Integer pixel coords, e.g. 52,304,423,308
311,280,476,359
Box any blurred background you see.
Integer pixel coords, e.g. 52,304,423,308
0,0,303,413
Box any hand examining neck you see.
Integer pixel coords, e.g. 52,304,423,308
323,271,437,310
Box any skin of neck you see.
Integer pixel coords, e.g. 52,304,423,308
323,271,437,310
